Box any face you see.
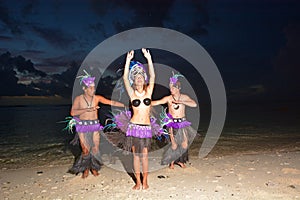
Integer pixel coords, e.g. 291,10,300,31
84,85,95,96
134,74,145,86
169,84,180,95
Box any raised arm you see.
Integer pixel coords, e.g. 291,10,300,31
96,95,125,107
123,50,134,97
142,48,155,94
152,96,169,106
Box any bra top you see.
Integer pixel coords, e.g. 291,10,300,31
132,98,151,107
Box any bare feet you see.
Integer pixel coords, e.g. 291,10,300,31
82,169,89,178
132,183,141,190
169,163,174,169
142,183,149,190
177,162,186,168
91,169,99,176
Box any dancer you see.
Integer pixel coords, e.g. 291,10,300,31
123,48,155,190
68,70,124,178
152,72,197,169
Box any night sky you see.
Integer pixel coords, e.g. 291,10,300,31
1,0,300,104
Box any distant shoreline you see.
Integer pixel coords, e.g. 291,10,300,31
0,96,72,106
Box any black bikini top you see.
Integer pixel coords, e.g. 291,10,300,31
132,98,151,107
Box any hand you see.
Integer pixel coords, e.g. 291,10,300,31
126,50,134,61
142,48,151,60
87,106,100,112
172,100,181,104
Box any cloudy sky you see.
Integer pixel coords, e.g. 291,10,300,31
0,0,299,103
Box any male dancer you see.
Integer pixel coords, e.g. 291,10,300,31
152,72,197,168
69,70,124,178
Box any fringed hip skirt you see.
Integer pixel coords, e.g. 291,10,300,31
69,119,103,174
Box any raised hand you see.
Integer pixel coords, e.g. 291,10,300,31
142,48,151,60
126,50,134,61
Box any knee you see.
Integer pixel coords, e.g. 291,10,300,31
81,147,90,156
181,142,188,149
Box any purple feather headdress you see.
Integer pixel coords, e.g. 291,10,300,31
169,71,184,86
77,70,95,87
128,61,148,86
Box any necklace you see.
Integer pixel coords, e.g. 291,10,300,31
135,90,145,97
172,94,181,110
83,95,94,108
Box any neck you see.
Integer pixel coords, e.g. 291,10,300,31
135,86,144,93
172,93,180,98
83,93,93,99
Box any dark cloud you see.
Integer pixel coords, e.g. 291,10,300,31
163,0,209,37
21,0,39,17
89,0,115,16
34,50,86,73
31,25,76,49
0,35,13,41
123,0,174,27
21,49,45,55
0,52,48,95
0,1,23,34
88,0,175,33
0,51,80,96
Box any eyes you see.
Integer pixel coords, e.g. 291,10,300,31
169,85,179,90
135,74,145,80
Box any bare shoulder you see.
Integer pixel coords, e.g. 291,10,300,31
73,95,82,102
95,95,105,102
180,94,190,99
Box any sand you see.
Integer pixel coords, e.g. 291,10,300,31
1,150,300,200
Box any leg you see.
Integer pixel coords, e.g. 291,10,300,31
141,147,149,190
91,131,100,176
178,130,188,168
79,133,90,178
169,128,177,169
169,128,177,150
132,146,141,190
169,161,175,169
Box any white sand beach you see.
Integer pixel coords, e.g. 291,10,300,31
1,149,300,200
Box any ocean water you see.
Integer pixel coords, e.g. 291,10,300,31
0,103,299,169
0,105,74,169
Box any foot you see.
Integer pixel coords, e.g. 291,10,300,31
82,169,89,178
142,182,149,190
169,163,174,169
177,162,186,168
132,183,141,190
91,169,99,176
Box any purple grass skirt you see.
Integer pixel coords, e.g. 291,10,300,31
165,117,191,129
114,110,163,137
69,118,103,174
126,123,152,138
125,123,152,154
161,116,197,165
112,110,164,154
74,117,103,133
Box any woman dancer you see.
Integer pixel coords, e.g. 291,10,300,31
123,48,155,190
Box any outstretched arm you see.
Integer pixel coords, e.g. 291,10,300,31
97,95,125,107
123,50,134,97
152,96,169,106
142,48,155,94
